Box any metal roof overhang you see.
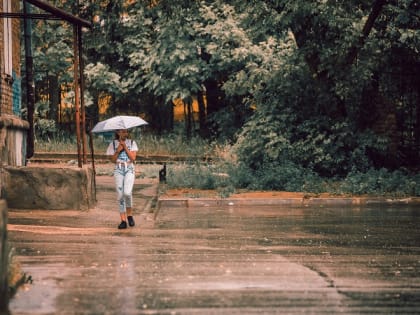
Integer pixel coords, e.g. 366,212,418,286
24,0,92,28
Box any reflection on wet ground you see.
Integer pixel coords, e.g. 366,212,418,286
8,193,420,314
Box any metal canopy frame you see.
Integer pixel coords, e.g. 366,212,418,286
1,0,92,168
23,0,91,28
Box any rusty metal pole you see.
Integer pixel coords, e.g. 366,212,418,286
78,26,88,165
88,122,97,200
73,25,82,168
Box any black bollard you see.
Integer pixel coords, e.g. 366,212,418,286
159,163,167,183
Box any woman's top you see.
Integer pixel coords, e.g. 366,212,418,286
106,139,139,162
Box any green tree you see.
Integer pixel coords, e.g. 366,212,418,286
120,1,290,138
21,1,74,138
36,0,418,177
231,0,419,178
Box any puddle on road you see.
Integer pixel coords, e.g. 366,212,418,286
155,205,420,247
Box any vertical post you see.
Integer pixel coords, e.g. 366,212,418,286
416,83,420,164
78,26,88,164
23,1,35,161
88,126,97,200
73,25,82,168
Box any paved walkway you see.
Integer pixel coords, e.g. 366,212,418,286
7,175,420,314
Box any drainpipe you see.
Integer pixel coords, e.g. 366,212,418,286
23,1,35,161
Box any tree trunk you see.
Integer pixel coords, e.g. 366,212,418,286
48,75,59,122
197,90,208,137
183,96,193,139
415,81,420,167
344,0,387,65
204,79,224,115
149,96,173,134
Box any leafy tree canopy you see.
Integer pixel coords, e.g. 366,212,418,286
28,0,420,178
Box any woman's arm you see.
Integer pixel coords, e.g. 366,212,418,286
110,140,136,162
121,141,137,162
110,143,123,163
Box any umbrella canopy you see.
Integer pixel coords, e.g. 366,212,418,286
91,115,148,133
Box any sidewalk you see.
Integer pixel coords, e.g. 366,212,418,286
159,187,420,207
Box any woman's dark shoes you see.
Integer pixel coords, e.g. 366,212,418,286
127,216,135,227
118,221,127,229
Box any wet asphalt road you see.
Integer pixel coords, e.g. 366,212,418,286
7,176,420,314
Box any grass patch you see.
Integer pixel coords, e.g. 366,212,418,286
36,132,214,157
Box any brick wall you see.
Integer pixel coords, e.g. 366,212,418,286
0,1,29,168
0,0,21,116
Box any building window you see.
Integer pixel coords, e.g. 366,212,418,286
3,0,13,76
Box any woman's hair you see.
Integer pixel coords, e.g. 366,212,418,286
114,129,130,139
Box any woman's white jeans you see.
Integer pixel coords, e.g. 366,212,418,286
114,164,135,213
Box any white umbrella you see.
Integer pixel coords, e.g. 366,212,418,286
91,115,148,133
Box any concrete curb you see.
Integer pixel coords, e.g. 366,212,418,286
157,197,420,208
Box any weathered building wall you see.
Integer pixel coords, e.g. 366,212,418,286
0,115,28,166
0,0,29,170
0,2,22,312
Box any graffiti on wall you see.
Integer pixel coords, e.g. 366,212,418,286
12,71,21,117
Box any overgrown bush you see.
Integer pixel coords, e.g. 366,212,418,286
232,60,390,179
166,161,419,197
338,168,420,197
167,163,229,190
164,139,419,197
35,119,57,141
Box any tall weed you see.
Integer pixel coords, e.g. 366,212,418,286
36,132,214,156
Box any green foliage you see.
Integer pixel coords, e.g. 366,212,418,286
234,81,389,178
31,20,73,84
227,160,308,191
35,119,57,141
30,1,419,179
84,63,124,95
339,168,420,197
166,160,419,197
33,100,56,141
230,0,418,177
167,163,218,190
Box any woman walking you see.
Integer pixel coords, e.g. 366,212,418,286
106,129,138,229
